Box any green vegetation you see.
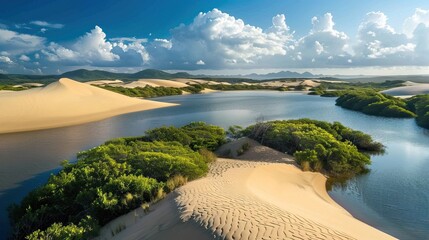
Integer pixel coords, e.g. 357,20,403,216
0,84,25,91
100,85,183,98
407,95,429,129
309,80,406,97
310,80,429,129
244,119,383,176
336,90,416,118
9,122,225,240
236,142,251,156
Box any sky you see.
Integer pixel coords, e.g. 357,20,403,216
1,0,429,75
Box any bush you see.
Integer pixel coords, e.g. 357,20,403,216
245,119,379,176
336,90,415,118
10,123,225,239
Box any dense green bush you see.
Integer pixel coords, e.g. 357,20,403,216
406,94,429,129
244,119,382,176
9,123,224,239
145,122,226,151
336,90,416,118
100,85,183,98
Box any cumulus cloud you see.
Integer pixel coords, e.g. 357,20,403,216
292,13,350,67
30,20,64,29
0,56,13,64
354,11,416,65
0,28,45,55
148,8,294,69
19,55,30,61
403,8,429,37
73,26,119,61
196,60,205,65
40,26,150,67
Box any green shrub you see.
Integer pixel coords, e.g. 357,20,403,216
10,123,225,239
245,119,379,176
336,90,415,118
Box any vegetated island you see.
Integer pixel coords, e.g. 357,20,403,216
9,120,393,240
310,81,429,129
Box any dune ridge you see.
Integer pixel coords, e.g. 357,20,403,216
382,83,429,96
0,78,177,134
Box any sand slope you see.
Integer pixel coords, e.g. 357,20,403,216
0,78,176,134
382,84,429,96
99,140,395,240
176,160,394,240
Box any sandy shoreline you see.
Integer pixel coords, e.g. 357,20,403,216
98,139,395,240
0,78,177,134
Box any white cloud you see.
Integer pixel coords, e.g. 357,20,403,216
196,59,205,65
19,55,30,61
73,25,119,62
293,13,350,67
30,20,64,29
311,13,335,33
110,37,147,43
403,8,429,37
0,56,13,64
314,41,324,55
40,26,150,67
354,11,415,65
413,23,429,58
0,29,45,55
148,8,294,69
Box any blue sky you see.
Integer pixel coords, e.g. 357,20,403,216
1,0,429,75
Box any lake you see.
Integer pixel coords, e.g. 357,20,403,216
0,91,428,239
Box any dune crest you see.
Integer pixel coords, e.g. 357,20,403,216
382,83,429,97
0,78,177,134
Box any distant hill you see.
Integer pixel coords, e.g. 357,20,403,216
130,69,192,79
241,71,323,80
60,69,127,80
1,68,429,85
0,69,197,84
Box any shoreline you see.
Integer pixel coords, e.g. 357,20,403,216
98,139,395,240
0,78,177,134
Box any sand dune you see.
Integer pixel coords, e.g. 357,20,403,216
382,84,429,96
0,78,176,134
301,79,320,87
99,139,394,240
124,79,190,88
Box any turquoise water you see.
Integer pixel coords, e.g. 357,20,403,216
0,91,428,239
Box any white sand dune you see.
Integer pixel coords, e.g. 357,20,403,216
382,84,429,96
0,78,176,134
301,79,320,87
99,139,395,240
124,79,190,88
